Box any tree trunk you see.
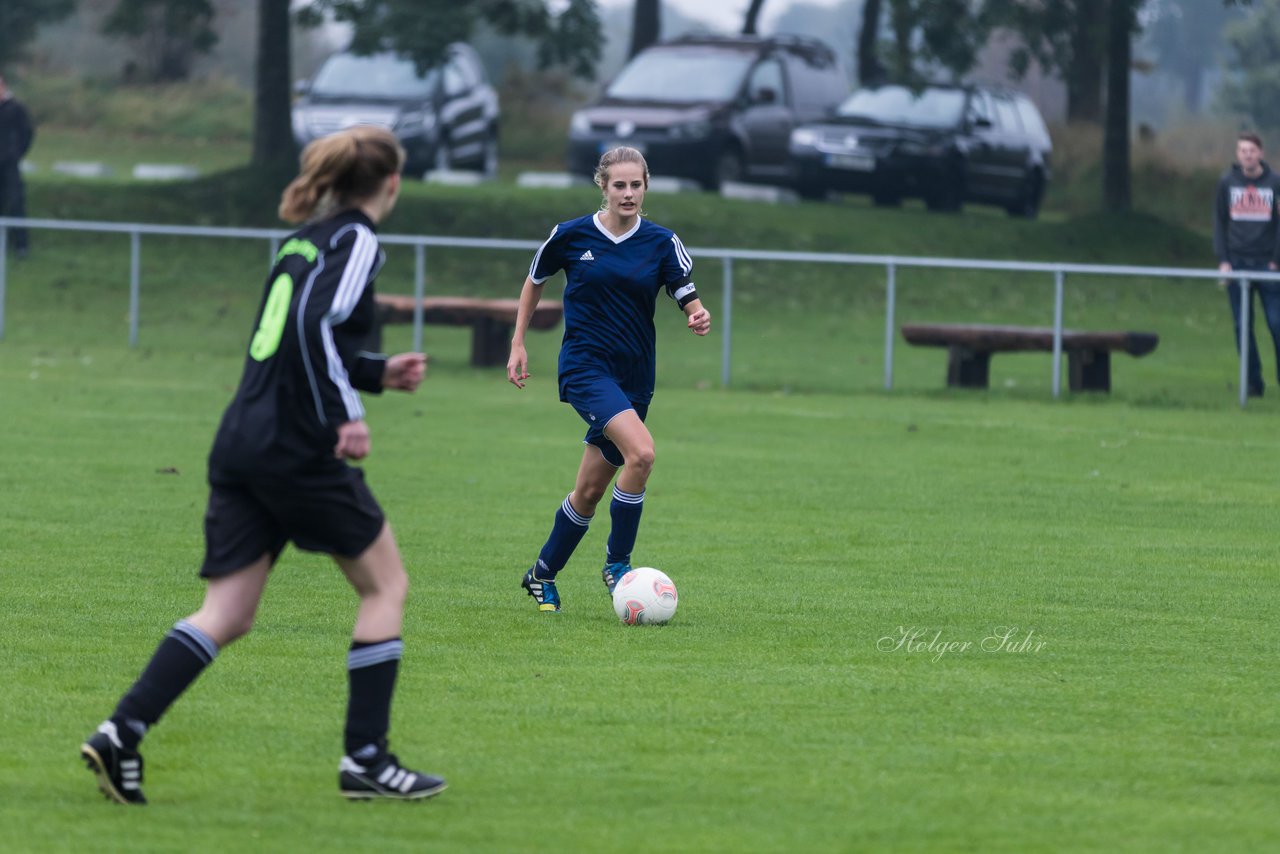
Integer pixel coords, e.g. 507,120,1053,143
629,0,661,58
888,0,913,82
742,0,766,35
1103,0,1132,213
1067,0,1104,123
858,0,885,85
252,0,297,176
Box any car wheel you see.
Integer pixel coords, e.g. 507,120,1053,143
1007,170,1044,219
926,170,963,213
711,147,745,190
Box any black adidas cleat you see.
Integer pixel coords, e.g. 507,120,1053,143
339,753,447,800
81,721,147,805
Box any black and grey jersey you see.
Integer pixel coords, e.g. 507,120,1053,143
209,208,388,474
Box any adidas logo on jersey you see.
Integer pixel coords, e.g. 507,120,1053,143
579,250,595,261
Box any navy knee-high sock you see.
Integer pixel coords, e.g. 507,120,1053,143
534,494,593,578
111,619,220,749
345,638,404,761
606,485,645,565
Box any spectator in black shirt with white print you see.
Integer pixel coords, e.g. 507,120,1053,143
80,126,446,805
1215,131,1280,397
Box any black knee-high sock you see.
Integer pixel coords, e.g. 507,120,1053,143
112,619,220,749
345,638,403,761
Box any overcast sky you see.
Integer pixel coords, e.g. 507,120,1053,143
594,0,845,33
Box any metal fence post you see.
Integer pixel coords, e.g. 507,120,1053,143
269,236,280,268
721,256,733,388
1052,269,1064,399
883,262,897,390
413,243,426,354
1238,278,1251,409
129,230,141,347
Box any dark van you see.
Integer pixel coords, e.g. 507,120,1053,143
568,35,849,190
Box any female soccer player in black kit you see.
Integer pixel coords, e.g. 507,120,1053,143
80,126,445,804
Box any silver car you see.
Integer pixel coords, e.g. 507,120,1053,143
293,44,500,177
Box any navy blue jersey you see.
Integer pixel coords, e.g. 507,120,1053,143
529,212,694,405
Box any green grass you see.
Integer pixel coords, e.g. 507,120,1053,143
1,325,1277,850
1,174,1276,850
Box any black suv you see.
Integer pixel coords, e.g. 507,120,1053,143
568,35,849,190
788,82,1052,216
292,44,500,177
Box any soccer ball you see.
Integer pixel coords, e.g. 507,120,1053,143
612,567,678,625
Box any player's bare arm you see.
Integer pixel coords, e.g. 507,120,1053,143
507,276,542,388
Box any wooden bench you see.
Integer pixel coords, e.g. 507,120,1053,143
900,323,1159,392
374,295,563,367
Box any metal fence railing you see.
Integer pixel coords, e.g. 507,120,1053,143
4,215,1279,408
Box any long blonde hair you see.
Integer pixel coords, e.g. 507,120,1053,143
594,146,650,212
278,126,406,223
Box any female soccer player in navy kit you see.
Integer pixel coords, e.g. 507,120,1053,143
508,146,712,613
81,126,447,804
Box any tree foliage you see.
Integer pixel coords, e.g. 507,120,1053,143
863,0,994,85
1144,0,1242,112
101,0,219,82
0,0,78,68
984,0,1105,122
1219,0,1280,125
300,0,601,78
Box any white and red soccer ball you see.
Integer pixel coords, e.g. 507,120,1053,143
611,567,678,625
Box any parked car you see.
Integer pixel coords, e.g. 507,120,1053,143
292,44,500,178
568,34,849,190
788,82,1052,217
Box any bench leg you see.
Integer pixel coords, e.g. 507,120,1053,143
946,346,991,388
1068,349,1111,392
471,318,512,367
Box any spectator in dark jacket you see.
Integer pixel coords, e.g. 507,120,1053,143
1215,131,1280,397
0,73,34,258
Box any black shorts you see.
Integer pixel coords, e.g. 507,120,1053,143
200,463,385,578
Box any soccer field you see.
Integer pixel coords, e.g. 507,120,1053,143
2,337,1277,850
1,216,1277,850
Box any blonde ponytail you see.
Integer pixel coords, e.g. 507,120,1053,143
278,126,406,223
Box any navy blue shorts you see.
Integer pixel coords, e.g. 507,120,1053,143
200,462,385,578
561,374,649,467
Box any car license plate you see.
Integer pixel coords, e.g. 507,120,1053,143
601,140,646,154
825,152,874,171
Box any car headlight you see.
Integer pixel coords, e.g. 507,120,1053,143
570,111,591,135
790,127,820,149
291,109,307,139
670,119,711,140
397,111,431,133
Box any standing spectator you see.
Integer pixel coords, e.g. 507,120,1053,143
0,73,34,259
1215,131,1280,397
